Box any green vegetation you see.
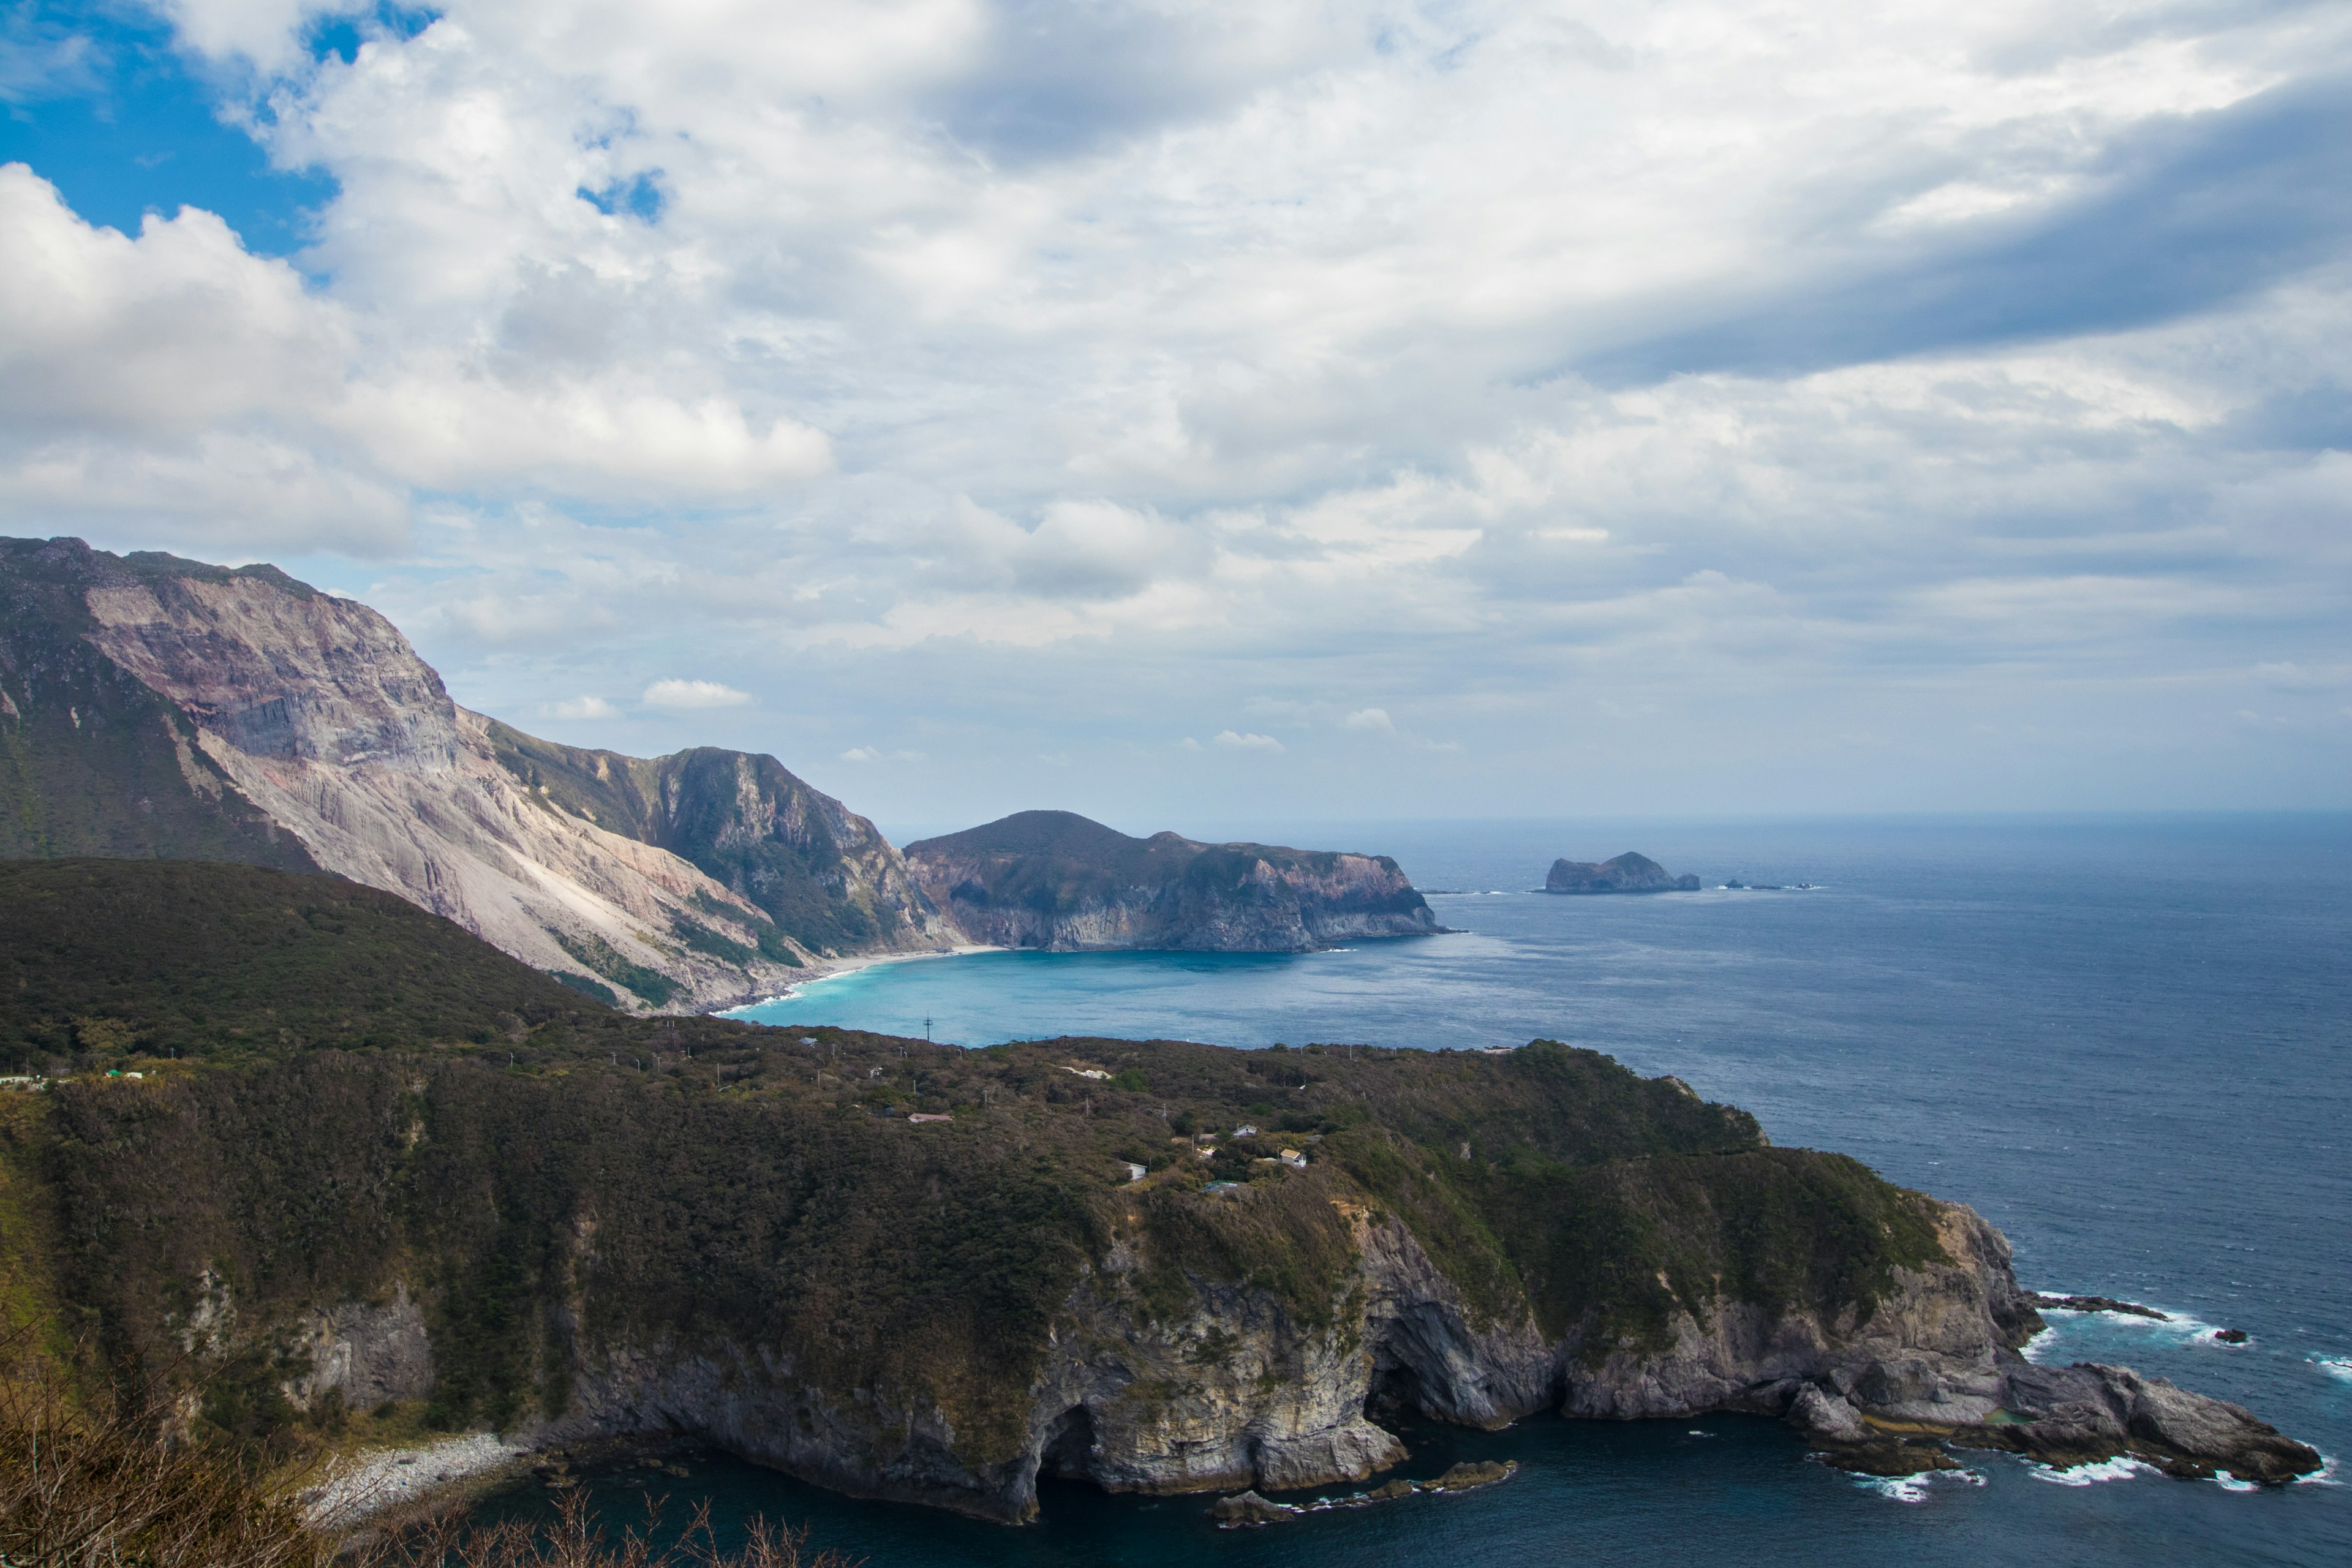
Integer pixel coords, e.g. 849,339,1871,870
0,859,589,1071
0,858,1951,1485
548,929,680,1008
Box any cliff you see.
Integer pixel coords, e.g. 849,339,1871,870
906,810,1441,952
1545,852,1700,894
0,537,948,1010
2,859,2315,1523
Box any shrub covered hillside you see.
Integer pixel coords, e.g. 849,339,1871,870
0,859,1953,1479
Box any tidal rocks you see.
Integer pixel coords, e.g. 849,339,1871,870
1428,1460,1517,1491
1544,852,1701,894
2214,1329,2250,1345
905,810,1442,952
1951,1362,2322,1483
2029,1293,2168,1321
1796,1360,2324,1487
1209,1490,1298,1526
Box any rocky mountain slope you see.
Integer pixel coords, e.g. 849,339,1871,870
0,537,946,1009
2,859,2315,1525
1545,851,1701,893
905,810,1442,952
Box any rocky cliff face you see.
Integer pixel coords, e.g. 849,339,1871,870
1545,852,1700,894
0,537,946,1009
906,810,1441,952
497,1182,2300,1523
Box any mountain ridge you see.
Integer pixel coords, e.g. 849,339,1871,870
0,536,946,1011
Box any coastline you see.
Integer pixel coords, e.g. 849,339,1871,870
718,942,1003,1019
303,1432,535,1529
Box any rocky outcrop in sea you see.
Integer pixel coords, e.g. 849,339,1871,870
1544,852,1701,893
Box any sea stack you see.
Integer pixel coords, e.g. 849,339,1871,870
1544,852,1701,894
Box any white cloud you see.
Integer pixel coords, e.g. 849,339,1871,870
1212,730,1284,753
6,2,2351,812
839,746,925,763
541,695,619,720
643,678,753,709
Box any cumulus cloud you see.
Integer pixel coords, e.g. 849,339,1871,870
541,695,619,720
840,746,925,763
643,678,753,709
4,1,2350,812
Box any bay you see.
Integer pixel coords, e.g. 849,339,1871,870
479,814,2351,1564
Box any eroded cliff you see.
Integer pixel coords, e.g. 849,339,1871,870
0,537,947,1009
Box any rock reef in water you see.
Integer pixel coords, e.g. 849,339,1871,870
905,809,1442,952
1544,852,1701,894
1792,1359,2320,1484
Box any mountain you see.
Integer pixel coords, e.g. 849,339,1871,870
903,810,1443,952
0,537,947,1010
1545,851,1701,893
2,858,2316,1525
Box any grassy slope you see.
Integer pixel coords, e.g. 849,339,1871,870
2,859,1950,1469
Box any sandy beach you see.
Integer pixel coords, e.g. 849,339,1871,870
720,942,1001,1017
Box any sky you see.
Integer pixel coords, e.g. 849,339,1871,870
2,1,2348,834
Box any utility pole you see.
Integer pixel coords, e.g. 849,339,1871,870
924,1016,932,1042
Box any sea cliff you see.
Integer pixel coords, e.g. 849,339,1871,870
905,810,1441,953
1,859,2315,1526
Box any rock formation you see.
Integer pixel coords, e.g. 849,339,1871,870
905,810,1442,952
0,537,948,1009
1545,852,1701,893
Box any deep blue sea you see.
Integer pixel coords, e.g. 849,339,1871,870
479,816,2351,1565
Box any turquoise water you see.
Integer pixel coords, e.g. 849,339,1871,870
488,816,2352,1564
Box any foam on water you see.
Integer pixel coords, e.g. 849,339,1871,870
2316,1357,2352,1383
2018,1295,2232,1363
1857,1468,1985,1504
2026,1456,2158,1487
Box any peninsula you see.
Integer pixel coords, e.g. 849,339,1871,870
904,810,1442,952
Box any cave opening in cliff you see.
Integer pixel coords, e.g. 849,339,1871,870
1368,1358,1428,1423
1040,1404,1098,1479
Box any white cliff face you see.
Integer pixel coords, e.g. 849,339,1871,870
73,566,936,1010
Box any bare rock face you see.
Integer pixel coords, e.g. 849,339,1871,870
290,1286,434,1411
0,537,948,1010
906,810,1442,952
1947,1362,2324,1482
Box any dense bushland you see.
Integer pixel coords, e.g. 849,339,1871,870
0,859,1950,1476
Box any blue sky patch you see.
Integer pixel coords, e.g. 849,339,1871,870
0,2,334,255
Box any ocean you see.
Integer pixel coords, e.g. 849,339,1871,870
473,815,2351,1565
